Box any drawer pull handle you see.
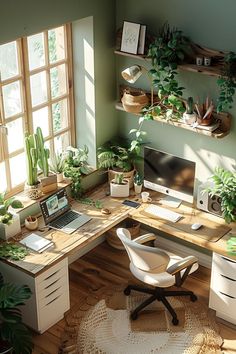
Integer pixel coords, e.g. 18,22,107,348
220,274,236,282
44,268,62,281
45,287,61,298
45,294,61,306
219,291,235,299
221,256,236,265
45,279,60,290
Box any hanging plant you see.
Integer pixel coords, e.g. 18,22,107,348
217,51,236,113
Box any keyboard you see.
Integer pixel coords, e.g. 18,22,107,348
50,210,81,229
143,204,182,223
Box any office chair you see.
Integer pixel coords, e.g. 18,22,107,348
117,228,199,325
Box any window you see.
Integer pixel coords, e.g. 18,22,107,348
0,24,74,195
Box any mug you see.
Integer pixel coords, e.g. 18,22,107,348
204,57,211,66
196,56,203,66
141,191,152,203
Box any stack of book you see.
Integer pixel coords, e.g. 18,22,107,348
20,233,54,253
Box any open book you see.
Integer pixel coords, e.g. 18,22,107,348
20,233,54,253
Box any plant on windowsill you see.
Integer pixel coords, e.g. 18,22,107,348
110,173,130,198
207,167,236,224
0,193,23,241
0,271,33,354
49,152,65,183
63,146,93,198
97,137,143,188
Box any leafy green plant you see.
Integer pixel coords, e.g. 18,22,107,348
0,193,23,225
78,198,103,209
0,243,28,261
0,272,33,354
217,51,236,113
63,146,93,198
207,167,236,223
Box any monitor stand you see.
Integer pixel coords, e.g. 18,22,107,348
159,195,182,208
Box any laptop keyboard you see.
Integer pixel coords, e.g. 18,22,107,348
50,210,80,229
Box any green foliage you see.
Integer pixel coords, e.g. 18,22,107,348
49,152,65,174
134,172,143,186
78,198,103,209
36,127,50,177
207,167,236,224
24,132,39,186
185,96,194,114
0,272,33,354
0,193,23,225
63,146,93,198
0,243,28,261
217,52,236,113
114,173,124,184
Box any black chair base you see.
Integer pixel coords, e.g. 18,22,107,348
124,284,197,325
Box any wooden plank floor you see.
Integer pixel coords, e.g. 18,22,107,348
32,241,236,354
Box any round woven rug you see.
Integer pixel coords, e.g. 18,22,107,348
59,286,223,354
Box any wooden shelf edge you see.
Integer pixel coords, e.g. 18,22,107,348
115,102,231,139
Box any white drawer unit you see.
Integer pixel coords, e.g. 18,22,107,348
0,258,70,333
209,252,236,325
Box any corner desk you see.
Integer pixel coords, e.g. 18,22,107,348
1,184,236,332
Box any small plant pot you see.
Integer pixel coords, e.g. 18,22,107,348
134,183,142,194
0,213,21,240
40,174,58,193
197,115,213,126
25,216,38,231
56,173,64,183
183,112,197,125
24,183,42,200
110,179,130,198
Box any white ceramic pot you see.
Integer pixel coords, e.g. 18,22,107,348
183,112,197,125
134,183,142,194
0,213,21,240
25,216,38,231
56,173,64,183
110,179,130,198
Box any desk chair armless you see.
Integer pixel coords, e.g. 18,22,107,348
117,228,199,325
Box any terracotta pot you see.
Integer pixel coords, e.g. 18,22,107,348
197,115,213,126
121,90,149,114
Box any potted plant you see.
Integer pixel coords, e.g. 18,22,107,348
133,172,143,194
97,138,142,188
207,167,236,224
49,152,65,183
195,96,214,126
183,97,197,125
0,272,33,354
63,146,93,198
0,193,23,240
110,173,130,198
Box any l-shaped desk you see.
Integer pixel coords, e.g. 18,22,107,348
1,184,236,332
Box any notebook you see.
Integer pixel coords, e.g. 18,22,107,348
20,233,54,253
39,188,92,234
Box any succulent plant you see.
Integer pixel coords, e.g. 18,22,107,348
185,96,194,114
0,193,23,225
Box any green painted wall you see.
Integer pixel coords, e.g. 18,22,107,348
116,0,236,193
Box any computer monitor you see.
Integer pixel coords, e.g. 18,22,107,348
144,147,196,204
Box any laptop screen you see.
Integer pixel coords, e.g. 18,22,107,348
40,189,70,224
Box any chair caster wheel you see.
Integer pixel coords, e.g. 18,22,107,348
124,287,131,296
131,312,138,320
172,317,179,326
190,294,197,302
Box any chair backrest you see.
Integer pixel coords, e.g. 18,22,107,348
116,228,170,272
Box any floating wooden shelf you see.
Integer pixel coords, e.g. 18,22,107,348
115,50,223,77
116,102,231,139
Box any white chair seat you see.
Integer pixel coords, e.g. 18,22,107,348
130,248,199,288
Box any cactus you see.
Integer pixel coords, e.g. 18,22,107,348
185,96,194,114
114,173,124,184
36,127,50,177
24,133,39,186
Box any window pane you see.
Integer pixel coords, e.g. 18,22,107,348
27,33,45,71
54,132,69,153
52,99,68,133
30,71,47,107
33,106,49,137
50,64,67,99
9,153,26,187
0,162,7,192
0,41,19,81
6,118,24,154
48,26,65,63
2,81,22,118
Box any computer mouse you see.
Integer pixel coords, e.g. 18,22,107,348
191,223,203,231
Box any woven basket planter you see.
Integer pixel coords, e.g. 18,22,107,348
121,90,149,114
105,219,141,250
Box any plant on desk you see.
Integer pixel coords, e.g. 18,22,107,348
0,193,23,241
0,271,33,354
207,167,236,223
110,173,130,198
134,172,143,194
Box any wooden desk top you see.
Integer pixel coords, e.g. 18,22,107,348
3,184,236,276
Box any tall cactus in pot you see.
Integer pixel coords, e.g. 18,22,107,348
36,127,50,177
25,133,39,186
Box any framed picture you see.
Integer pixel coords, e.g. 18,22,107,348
121,21,141,54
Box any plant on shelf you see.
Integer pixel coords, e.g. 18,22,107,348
63,146,93,198
145,22,190,120
217,51,236,113
195,96,214,126
207,167,236,224
0,193,23,240
49,151,65,183
183,96,197,125
0,271,33,354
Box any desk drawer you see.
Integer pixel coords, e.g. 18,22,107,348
209,287,236,318
212,253,236,280
36,258,68,293
211,272,236,297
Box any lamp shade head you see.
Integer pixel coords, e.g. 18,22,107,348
121,65,143,84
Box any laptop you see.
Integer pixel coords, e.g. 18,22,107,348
39,189,92,234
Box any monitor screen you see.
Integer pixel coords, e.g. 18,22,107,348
144,147,196,203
